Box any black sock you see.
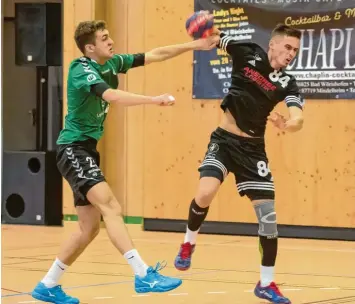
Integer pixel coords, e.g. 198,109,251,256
187,199,209,231
259,235,278,266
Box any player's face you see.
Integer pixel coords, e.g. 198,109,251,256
92,29,114,59
269,35,300,68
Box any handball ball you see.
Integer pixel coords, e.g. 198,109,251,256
186,11,214,39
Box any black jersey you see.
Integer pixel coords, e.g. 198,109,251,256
217,32,305,137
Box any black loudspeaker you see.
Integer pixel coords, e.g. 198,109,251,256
2,151,63,226
37,66,63,151
15,3,62,66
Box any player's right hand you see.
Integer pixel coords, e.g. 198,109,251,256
152,94,175,106
194,35,220,51
268,112,287,130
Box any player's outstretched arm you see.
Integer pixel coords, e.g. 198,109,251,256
144,35,219,65
102,88,175,107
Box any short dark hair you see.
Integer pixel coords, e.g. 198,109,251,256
74,20,107,54
271,23,301,39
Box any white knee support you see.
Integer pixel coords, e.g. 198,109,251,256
253,200,278,238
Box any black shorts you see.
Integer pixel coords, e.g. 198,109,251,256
56,138,106,206
198,127,274,201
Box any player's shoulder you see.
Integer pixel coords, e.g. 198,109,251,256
233,39,267,55
221,33,261,47
238,41,263,49
283,70,298,85
70,56,97,68
69,57,97,75
282,70,300,95
109,53,133,65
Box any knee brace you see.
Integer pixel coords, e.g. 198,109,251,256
253,201,278,238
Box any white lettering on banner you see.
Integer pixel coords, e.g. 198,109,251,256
287,70,355,80
287,28,354,71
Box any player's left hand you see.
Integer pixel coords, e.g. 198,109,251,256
152,93,175,106
193,35,220,51
268,112,287,130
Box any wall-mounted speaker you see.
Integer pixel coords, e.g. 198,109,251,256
15,3,62,66
2,151,63,226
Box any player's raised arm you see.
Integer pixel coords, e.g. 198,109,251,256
144,36,219,65
216,30,249,57
143,11,220,64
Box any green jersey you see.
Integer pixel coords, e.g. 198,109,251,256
56,54,134,144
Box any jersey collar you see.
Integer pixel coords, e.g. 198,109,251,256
83,56,98,64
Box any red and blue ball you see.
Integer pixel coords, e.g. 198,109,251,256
186,11,214,39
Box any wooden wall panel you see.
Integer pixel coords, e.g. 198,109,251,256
125,0,146,217
101,0,129,213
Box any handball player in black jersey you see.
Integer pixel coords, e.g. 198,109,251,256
174,22,304,304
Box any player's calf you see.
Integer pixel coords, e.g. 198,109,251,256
253,200,278,284
175,177,221,271
253,200,290,303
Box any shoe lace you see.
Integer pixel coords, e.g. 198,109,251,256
269,282,283,296
52,285,65,296
180,243,193,259
152,261,167,273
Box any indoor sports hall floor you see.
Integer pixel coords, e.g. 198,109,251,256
2,222,355,303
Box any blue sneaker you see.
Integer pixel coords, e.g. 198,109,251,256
174,242,195,271
254,281,291,304
31,282,79,304
135,261,182,293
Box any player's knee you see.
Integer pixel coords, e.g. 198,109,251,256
195,191,213,208
195,183,219,208
253,200,278,238
99,195,123,218
86,182,123,217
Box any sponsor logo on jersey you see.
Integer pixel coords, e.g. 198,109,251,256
244,67,277,92
87,74,97,82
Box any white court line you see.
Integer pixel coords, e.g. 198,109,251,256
207,291,226,294
283,288,302,291
132,294,151,297
320,287,340,290
18,301,38,303
94,296,114,299
168,293,189,296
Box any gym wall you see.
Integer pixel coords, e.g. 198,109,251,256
63,0,355,231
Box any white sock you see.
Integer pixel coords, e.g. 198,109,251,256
41,258,68,288
260,266,274,287
124,249,149,278
184,227,199,244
